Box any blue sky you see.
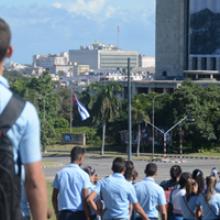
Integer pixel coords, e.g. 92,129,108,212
0,0,155,64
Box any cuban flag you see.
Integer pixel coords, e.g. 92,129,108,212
73,95,90,121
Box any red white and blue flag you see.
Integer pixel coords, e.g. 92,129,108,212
73,95,90,121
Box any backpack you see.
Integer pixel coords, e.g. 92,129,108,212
0,94,26,220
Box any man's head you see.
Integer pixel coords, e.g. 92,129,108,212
70,146,85,165
112,157,125,173
144,163,157,177
170,165,182,181
0,18,12,64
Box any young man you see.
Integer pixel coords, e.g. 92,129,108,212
134,163,167,220
52,146,91,220
87,157,149,220
0,18,48,220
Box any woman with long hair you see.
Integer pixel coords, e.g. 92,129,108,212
170,172,191,220
196,176,220,220
179,177,200,220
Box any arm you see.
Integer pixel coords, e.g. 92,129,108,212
158,204,167,220
133,203,149,220
195,205,202,219
87,191,99,215
52,188,59,219
82,188,90,220
25,161,48,220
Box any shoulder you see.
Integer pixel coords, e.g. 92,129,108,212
21,101,39,122
213,192,220,200
134,180,145,189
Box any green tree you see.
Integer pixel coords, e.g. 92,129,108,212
132,94,150,156
89,82,122,155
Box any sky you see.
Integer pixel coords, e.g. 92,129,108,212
0,0,155,64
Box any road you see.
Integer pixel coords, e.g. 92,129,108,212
43,154,220,183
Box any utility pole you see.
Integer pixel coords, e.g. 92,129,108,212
127,58,132,161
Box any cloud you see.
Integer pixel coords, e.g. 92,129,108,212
52,0,115,19
52,2,62,9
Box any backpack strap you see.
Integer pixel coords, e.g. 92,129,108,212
183,196,196,218
0,94,26,133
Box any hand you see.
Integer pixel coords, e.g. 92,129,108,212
47,208,52,219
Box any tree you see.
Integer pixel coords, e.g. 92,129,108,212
132,94,150,156
89,82,122,155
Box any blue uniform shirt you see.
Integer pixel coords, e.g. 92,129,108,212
196,192,220,220
0,75,41,166
53,163,91,211
179,195,198,220
134,177,166,218
95,173,138,220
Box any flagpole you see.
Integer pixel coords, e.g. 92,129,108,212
127,58,132,161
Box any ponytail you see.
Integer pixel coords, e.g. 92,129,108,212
205,176,217,202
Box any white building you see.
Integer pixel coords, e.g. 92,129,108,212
69,42,139,71
141,56,155,68
33,52,72,75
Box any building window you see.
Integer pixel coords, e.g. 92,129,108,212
201,57,207,70
162,71,167,77
210,57,216,70
192,57,198,70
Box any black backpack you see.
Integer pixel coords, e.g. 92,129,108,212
0,94,26,220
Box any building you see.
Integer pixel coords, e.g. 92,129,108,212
69,42,139,71
140,55,155,68
156,0,220,81
33,52,74,76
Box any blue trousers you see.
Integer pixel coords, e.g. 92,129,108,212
58,210,86,220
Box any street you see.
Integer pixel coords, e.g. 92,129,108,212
43,154,220,183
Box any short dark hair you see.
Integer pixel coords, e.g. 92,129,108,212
179,172,191,189
70,146,85,162
112,157,125,173
170,165,182,181
0,18,11,62
145,163,157,176
124,160,134,181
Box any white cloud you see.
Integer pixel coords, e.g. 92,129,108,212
52,0,113,18
52,2,62,9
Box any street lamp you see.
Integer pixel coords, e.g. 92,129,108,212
127,58,132,161
146,115,194,158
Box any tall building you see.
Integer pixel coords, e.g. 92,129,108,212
69,42,139,71
156,0,220,80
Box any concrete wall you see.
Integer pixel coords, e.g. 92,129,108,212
69,50,98,70
156,0,188,79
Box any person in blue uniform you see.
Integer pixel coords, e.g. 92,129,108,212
52,146,91,220
196,175,220,220
87,157,149,220
0,17,48,220
134,163,167,220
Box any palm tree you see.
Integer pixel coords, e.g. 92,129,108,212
132,94,150,156
89,82,122,155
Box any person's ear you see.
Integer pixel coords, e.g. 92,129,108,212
6,46,13,58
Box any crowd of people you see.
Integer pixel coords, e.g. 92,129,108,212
51,146,220,220
1,16,220,220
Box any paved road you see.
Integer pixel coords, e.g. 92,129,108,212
43,154,220,183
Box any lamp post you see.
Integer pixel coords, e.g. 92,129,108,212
127,58,132,161
162,116,188,158
147,115,191,158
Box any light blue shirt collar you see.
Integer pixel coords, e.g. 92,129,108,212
67,163,80,168
144,176,155,182
0,75,9,88
112,173,124,178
